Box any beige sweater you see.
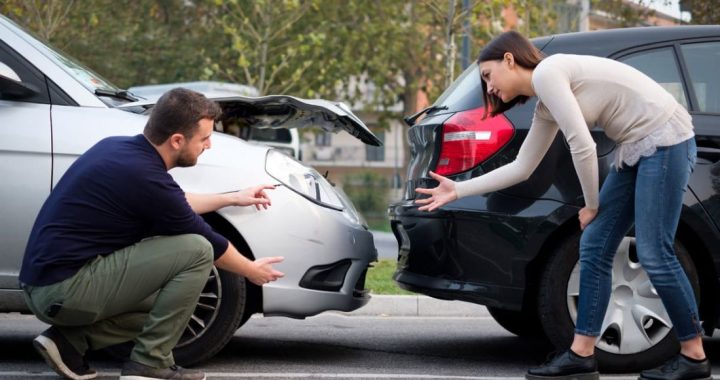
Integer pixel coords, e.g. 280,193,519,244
454,53,693,209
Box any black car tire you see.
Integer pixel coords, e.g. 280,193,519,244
487,306,546,338
537,234,699,372
173,268,250,366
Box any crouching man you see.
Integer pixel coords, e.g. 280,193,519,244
19,88,284,380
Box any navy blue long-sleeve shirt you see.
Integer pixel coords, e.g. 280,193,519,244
20,134,229,286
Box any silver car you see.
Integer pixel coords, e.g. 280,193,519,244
0,15,379,365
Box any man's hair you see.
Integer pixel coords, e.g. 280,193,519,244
144,88,222,145
477,30,545,119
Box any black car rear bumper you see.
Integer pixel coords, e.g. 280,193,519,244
389,196,572,311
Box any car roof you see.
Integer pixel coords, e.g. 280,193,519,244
534,25,720,57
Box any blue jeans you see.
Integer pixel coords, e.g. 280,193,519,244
575,138,702,341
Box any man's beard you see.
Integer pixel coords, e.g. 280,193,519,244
175,148,201,167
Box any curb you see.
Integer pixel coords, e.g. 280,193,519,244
338,295,491,317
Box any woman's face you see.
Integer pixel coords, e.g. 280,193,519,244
480,55,519,103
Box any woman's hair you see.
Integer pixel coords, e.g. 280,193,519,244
478,30,544,118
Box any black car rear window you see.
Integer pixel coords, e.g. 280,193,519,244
432,62,483,113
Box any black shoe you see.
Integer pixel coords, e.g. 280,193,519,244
639,354,712,380
526,350,599,380
119,360,206,380
33,326,97,380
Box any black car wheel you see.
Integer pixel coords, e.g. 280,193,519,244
173,267,250,366
537,235,699,372
487,306,546,338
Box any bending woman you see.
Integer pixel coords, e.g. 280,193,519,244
415,30,708,380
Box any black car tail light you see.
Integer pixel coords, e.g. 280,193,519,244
435,107,514,176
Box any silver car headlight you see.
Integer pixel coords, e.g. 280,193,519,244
265,149,365,226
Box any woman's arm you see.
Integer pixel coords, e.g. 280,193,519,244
416,116,559,211
532,63,599,209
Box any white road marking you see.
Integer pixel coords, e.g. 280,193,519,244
1,371,712,380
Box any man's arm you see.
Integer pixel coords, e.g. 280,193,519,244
214,242,284,285
186,184,275,214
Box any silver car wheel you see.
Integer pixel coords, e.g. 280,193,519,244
566,237,673,355
176,267,222,348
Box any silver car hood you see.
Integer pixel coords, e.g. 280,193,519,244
119,95,382,146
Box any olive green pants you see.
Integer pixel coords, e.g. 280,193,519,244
23,234,214,368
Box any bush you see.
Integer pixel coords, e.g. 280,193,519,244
342,171,390,231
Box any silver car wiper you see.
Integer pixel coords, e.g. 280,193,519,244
94,88,140,102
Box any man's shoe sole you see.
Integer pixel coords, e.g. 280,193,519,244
33,335,97,380
119,376,207,380
526,372,599,380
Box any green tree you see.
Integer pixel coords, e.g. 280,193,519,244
0,0,75,41
682,0,720,24
3,0,226,88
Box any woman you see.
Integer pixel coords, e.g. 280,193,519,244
415,31,709,380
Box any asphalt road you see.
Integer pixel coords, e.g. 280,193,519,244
1,313,549,379
4,312,720,379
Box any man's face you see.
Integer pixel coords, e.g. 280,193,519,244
176,118,214,167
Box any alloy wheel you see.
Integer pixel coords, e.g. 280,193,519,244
176,267,222,348
566,237,672,354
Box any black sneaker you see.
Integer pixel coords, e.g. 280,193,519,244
639,354,712,380
526,350,599,380
32,326,97,380
119,360,206,380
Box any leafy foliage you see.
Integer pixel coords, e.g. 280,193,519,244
683,0,720,24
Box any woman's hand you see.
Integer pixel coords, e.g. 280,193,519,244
578,207,598,230
414,171,458,211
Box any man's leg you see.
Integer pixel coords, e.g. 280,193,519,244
27,234,214,370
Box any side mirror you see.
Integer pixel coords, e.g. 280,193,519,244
0,62,40,100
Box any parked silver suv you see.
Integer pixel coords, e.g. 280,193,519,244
0,15,379,364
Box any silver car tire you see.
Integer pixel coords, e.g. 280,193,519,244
537,235,699,372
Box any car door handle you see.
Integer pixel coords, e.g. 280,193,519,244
697,146,720,164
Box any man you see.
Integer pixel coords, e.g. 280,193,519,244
19,88,284,380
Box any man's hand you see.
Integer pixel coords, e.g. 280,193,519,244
215,244,284,285
414,171,458,211
186,184,275,214
579,207,598,230
246,256,285,286
226,184,276,210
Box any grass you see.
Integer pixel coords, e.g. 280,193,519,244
365,259,414,295
366,217,391,232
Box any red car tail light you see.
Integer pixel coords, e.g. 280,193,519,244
435,107,514,176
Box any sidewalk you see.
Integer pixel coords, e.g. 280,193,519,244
340,294,490,317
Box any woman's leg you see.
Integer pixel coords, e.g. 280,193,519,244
634,138,703,358
572,164,637,355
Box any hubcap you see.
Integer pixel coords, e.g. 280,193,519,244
176,267,222,348
566,237,673,354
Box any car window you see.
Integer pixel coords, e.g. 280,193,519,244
433,62,483,113
366,129,385,161
242,127,293,143
680,42,720,114
619,48,688,109
0,41,49,104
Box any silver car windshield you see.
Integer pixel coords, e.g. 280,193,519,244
4,16,121,99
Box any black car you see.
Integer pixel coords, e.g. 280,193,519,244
389,26,720,371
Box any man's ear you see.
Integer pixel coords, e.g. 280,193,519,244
168,133,185,150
